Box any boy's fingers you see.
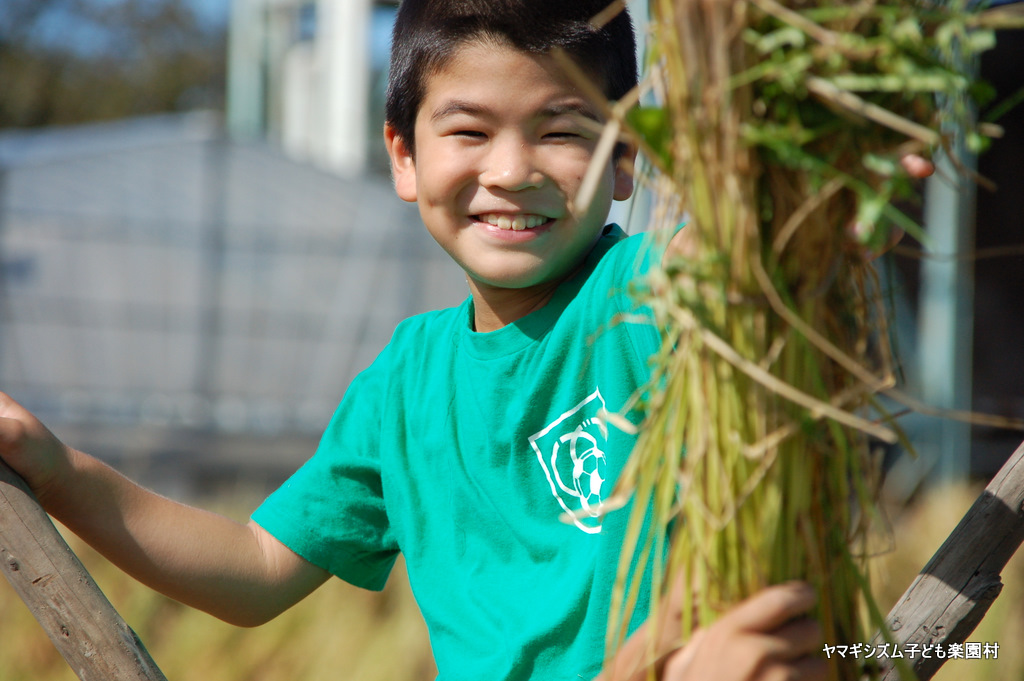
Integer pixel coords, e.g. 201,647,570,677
758,616,823,660
720,582,817,634
757,655,829,681
900,153,934,179
792,655,830,681
0,391,32,423
0,390,16,418
0,415,28,448
744,620,827,681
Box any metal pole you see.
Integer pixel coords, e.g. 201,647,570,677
917,134,977,482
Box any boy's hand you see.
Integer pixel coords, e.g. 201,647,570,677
1,391,329,626
0,391,73,503
661,582,827,681
602,581,826,681
900,153,934,180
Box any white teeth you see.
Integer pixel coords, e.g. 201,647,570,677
479,213,548,230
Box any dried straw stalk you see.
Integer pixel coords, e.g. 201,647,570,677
603,1,1020,679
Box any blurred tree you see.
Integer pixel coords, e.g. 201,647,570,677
0,0,226,128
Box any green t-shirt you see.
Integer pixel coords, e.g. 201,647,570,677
252,224,663,680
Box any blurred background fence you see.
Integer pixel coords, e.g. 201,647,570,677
0,110,466,498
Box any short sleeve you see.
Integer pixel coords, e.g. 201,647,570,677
590,225,670,374
251,354,399,591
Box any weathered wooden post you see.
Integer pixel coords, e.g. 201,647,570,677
0,461,168,681
879,438,1024,680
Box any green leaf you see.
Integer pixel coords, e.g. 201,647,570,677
983,84,1024,123
891,17,924,46
627,106,674,171
966,129,992,154
968,80,998,109
827,72,966,93
862,153,899,177
966,28,997,54
751,26,806,55
852,192,890,246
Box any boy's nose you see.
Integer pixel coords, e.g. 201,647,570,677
480,138,544,191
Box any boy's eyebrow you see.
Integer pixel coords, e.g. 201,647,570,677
430,100,487,122
539,102,602,122
429,99,603,123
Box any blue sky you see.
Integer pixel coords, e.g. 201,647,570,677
24,1,396,59
189,0,231,26
22,0,231,55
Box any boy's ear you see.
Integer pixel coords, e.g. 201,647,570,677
613,144,637,202
384,123,417,203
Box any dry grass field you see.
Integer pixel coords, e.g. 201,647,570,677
871,483,1024,681
1,484,1022,681
0,497,436,681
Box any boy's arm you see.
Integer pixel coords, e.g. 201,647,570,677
0,392,329,627
599,582,826,681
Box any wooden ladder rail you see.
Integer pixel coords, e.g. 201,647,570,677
0,460,167,681
879,437,1024,680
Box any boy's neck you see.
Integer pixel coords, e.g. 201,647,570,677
469,279,563,332
467,232,609,332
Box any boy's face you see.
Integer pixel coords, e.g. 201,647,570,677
385,40,634,302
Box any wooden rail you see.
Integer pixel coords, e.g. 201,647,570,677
0,460,167,681
879,438,1024,680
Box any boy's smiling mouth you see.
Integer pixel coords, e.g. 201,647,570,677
475,213,553,231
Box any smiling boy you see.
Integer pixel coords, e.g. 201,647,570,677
385,38,634,330
0,2,828,680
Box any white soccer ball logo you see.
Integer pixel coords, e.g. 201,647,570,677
551,420,607,517
529,389,611,533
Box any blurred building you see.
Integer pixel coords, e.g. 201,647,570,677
226,0,399,176
0,0,475,499
0,111,466,498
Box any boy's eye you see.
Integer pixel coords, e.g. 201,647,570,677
544,131,581,139
453,130,487,138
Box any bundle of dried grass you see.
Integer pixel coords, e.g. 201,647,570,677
604,1,1020,679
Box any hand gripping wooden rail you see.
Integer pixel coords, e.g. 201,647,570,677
0,460,167,681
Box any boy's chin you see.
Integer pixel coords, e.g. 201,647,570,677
466,264,580,294
459,248,594,293
467,269,556,292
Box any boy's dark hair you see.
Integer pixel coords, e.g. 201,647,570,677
385,0,638,151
